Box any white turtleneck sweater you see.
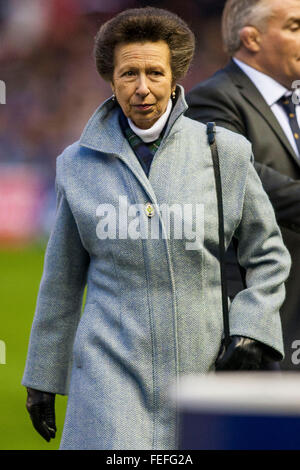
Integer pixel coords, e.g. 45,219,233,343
128,98,172,143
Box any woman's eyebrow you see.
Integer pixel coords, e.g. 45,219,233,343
117,65,138,73
118,64,166,73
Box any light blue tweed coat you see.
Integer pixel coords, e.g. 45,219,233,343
22,85,291,450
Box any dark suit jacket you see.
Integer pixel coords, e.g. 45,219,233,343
186,60,300,370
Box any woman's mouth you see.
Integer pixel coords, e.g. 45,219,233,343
134,104,154,111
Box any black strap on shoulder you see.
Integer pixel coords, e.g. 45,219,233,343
207,122,231,347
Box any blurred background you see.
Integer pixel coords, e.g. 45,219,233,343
0,0,227,449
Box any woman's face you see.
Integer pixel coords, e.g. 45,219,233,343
111,40,175,129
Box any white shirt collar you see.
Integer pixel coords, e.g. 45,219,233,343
128,98,172,143
233,57,289,105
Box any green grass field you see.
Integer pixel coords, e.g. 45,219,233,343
0,241,70,450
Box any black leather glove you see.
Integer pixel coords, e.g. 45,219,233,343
215,335,281,371
26,387,56,442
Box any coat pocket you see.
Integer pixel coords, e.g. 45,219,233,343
72,302,95,368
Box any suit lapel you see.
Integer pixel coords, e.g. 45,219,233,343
224,61,300,168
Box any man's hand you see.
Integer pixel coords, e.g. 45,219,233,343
215,335,280,371
26,387,56,442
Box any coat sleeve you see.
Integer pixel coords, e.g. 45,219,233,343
228,157,291,358
186,84,300,232
21,177,90,395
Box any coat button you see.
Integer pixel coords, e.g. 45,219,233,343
144,203,155,218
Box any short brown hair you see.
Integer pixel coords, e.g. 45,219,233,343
93,7,195,84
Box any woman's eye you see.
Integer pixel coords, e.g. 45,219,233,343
123,71,135,77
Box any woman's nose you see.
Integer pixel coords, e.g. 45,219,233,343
135,74,150,97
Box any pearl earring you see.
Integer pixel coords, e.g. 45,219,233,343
112,94,115,101
172,90,176,100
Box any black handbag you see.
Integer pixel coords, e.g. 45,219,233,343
206,122,231,350
207,122,280,371
207,123,247,345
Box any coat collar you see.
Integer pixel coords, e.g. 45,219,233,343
79,84,188,156
223,60,300,167
79,85,188,205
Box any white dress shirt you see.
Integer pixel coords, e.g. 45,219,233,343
233,57,300,157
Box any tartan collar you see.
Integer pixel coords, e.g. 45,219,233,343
118,108,166,176
118,108,164,155
79,84,188,157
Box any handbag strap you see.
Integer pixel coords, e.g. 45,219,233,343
206,122,231,347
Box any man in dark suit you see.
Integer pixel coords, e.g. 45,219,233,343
186,0,300,370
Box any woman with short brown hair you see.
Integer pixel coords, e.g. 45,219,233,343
22,7,290,450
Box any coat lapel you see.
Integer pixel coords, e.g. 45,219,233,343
79,97,158,204
224,60,300,169
79,86,188,205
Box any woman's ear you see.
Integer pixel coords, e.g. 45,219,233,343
110,81,115,95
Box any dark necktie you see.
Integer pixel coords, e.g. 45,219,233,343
278,94,300,155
